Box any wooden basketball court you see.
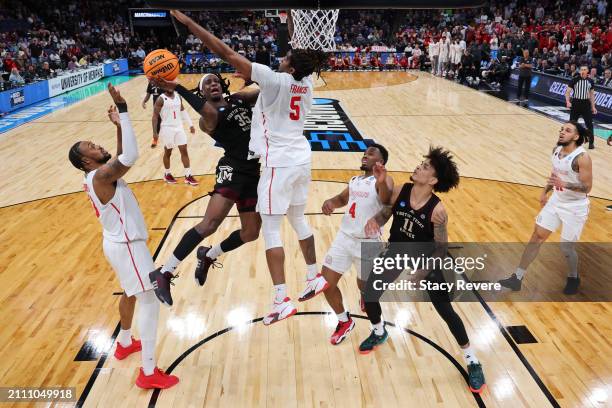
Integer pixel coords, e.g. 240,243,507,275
0,72,610,408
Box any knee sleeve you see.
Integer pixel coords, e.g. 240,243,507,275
261,214,283,250
136,290,159,342
286,204,312,240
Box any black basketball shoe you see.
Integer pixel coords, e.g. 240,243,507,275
149,268,177,306
563,277,580,295
194,246,222,286
498,273,522,291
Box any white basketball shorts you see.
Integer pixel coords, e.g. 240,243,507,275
323,230,384,278
103,239,155,296
159,126,187,149
257,163,311,215
536,196,590,242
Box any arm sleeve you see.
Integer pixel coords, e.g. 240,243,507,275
181,109,193,127
117,112,139,167
176,85,205,112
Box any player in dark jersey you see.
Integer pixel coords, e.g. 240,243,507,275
360,146,486,393
148,74,261,306
142,82,163,148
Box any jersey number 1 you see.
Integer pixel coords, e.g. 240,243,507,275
290,96,301,120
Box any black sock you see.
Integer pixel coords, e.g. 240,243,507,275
173,227,204,261
219,230,245,253
365,301,383,325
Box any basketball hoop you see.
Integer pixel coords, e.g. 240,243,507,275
290,9,339,52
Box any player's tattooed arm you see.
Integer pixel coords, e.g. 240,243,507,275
566,152,593,193
373,206,393,226
431,203,449,260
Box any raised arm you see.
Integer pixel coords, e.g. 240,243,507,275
373,162,394,205
93,84,139,199
107,105,122,156
171,10,252,79
322,187,349,215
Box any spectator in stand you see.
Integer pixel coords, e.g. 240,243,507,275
28,37,43,65
37,61,54,79
9,67,25,86
603,68,612,87
23,64,37,83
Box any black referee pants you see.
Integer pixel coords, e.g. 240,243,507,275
517,75,531,100
570,99,595,145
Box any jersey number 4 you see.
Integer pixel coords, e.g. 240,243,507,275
290,96,301,120
348,202,356,218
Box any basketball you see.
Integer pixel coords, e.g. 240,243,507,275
143,49,179,81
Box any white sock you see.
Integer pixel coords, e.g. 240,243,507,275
274,284,287,303
337,311,349,322
117,328,132,347
141,339,156,375
161,254,180,275
462,345,479,365
306,264,318,280
184,167,192,177
373,322,384,336
515,267,526,280
136,291,160,376
164,169,170,176
207,244,223,260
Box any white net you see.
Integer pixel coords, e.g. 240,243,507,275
290,9,339,52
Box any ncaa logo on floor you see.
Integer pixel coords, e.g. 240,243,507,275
304,98,376,152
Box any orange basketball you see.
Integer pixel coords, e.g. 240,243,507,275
143,49,179,81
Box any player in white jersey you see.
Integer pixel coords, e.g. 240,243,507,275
153,89,198,186
68,84,178,389
499,121,593,295
170,10,328,325
298,145,393,344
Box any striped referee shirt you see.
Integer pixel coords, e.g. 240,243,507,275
569,76,594,100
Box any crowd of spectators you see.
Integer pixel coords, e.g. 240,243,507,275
2,0,612,93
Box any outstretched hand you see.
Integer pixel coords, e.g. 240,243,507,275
107,83,126,105
372,162,387,184
107,105,120,127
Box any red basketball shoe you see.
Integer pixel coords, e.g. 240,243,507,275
114,337,141,360
135,367,179,389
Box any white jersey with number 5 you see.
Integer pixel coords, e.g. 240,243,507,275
340,175,384,239
159,92,182,128
248,62,312,168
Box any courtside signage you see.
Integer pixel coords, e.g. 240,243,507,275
48,66,104,97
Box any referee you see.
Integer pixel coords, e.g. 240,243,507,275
566,65,597,149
